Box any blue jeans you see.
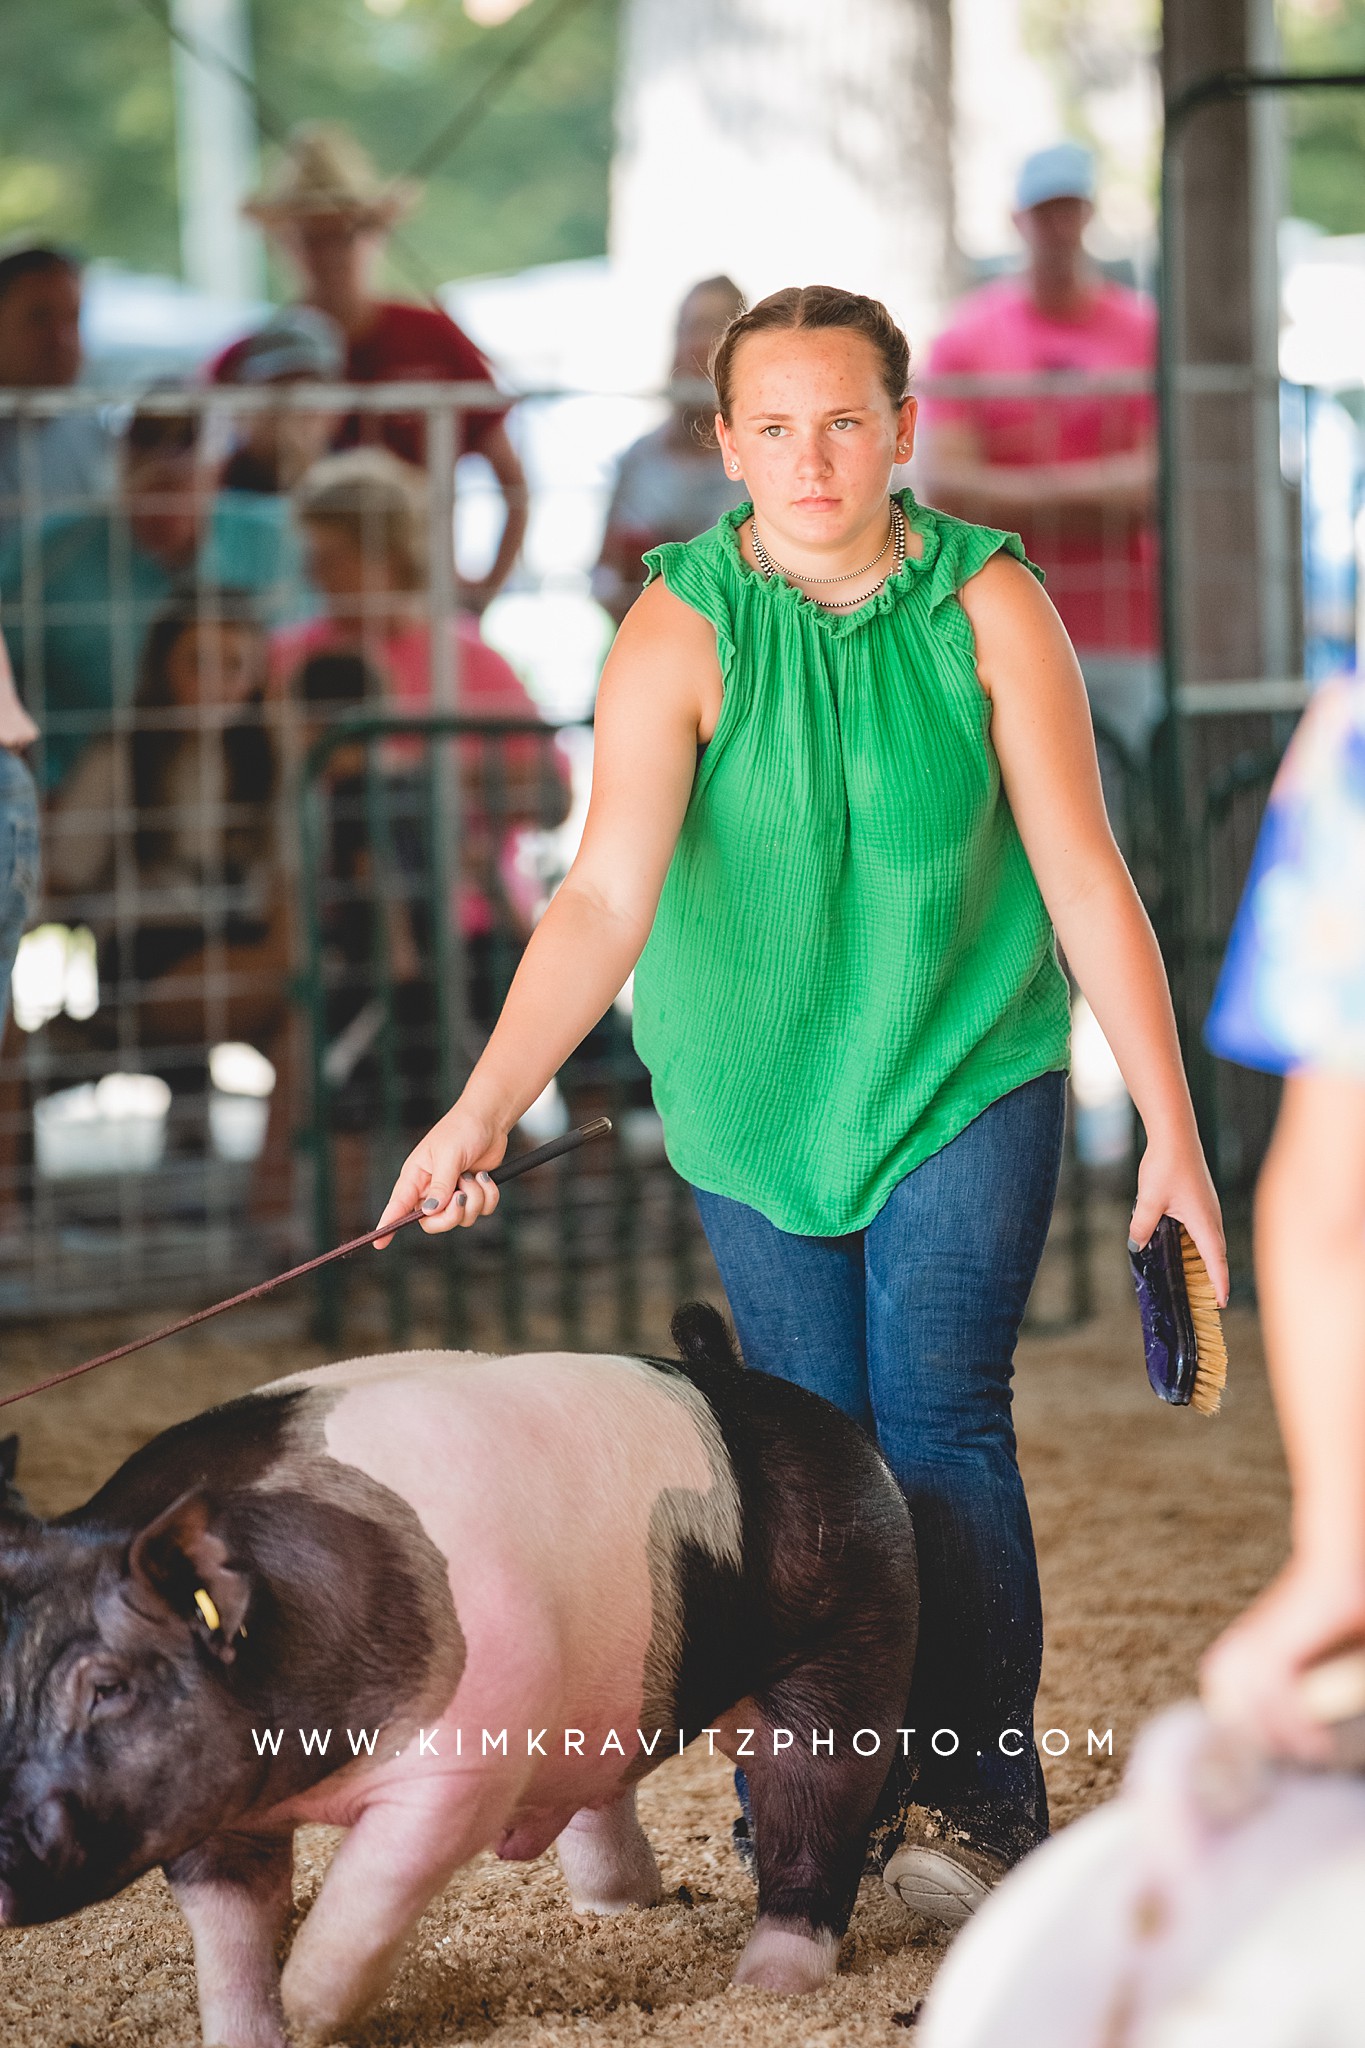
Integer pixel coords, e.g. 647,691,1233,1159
693,1070,1066,1862
0,749,38,1034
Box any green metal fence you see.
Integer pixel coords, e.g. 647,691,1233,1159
1157,64,1365,1281
297,710,710,1349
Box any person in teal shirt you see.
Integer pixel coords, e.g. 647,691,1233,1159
0,396,310,790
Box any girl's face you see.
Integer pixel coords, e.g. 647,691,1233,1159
164,620,263,709
303,520,405,613
715,327,917,554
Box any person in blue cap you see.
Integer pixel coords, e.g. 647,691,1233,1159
920,142,1160,815
218,306,347,498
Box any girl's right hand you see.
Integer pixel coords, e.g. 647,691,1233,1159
373,1102,509,1247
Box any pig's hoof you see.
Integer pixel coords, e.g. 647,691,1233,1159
282,2023,351,2048
281,1982,359,2046
732,1917,839,1993
556,1801,662,1913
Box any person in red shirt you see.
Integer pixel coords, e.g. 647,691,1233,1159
919,143,1160,782
212,124,527,613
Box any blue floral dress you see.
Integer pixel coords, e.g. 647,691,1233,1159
1206,675,1365,1076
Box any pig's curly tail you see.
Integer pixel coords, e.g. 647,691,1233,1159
669,1301,744,1373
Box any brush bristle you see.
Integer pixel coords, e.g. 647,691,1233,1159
1179,1226,1227,1416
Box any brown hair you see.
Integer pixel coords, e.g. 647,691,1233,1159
0,242,81,306
133,589,274,874
683,274,745,318
710,285,911,422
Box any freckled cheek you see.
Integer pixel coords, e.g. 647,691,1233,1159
841,441,894,488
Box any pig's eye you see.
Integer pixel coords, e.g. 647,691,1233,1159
88,1677,130,1717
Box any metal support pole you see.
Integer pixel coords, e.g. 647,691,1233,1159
170,0,264,302
422,405,469,1343
1158,61,1365,1267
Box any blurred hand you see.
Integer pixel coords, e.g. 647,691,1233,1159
1129,1137,1229,1306
1201,1556,1365,1763
0,697,39,751
373,1099,508,1247
0,631,38,750
457,579,495,618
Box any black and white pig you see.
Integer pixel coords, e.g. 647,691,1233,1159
0,1305,917,2048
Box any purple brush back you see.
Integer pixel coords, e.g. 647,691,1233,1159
1129,1214,1198,1406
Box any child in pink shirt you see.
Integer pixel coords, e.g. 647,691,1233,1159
275,448,569,937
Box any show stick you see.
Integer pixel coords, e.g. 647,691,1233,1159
0,1119,612,1411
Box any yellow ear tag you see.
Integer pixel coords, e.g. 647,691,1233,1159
193,1587,222,1633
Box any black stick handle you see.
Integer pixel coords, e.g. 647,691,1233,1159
489,1115,613,1186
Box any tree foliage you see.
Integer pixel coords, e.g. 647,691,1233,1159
0,0,178,274
0,0,619,289
1278,0,1365,234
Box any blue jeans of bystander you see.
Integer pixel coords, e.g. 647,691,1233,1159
692,1069,1066,1864
0,748,38,1033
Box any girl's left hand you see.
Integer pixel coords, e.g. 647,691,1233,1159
1130,1137,1229,1306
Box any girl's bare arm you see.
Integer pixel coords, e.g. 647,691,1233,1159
376,579,721,1240
961,553,1227,1303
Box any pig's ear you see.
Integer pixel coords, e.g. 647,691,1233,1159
126,1491,251,1659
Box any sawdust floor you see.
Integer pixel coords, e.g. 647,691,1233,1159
0,1236,1289,2047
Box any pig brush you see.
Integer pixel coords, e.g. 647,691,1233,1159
0,1118,612,1411
1128,1214,1228,1417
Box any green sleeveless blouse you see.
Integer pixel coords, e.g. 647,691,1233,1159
632,488,1071,1235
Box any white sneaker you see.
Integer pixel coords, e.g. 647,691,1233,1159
881,1841,1003,1927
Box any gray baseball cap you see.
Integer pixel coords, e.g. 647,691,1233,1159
1015,142,1097,212
231,305,346,383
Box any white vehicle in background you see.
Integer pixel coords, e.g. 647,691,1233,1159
80,264,271,388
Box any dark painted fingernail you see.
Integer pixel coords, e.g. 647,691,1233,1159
1127,1235,1140,1254
456,1191,467,1208
422,1196,441,1214
477,1171,493,1186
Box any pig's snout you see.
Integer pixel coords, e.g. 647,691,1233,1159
25,1793,79,1875
0,1793,85,1920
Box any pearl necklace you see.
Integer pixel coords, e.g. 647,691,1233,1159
750,498,907,610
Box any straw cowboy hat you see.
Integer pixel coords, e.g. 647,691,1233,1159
244,123,422,228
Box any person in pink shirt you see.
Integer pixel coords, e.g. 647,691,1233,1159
276,444,568,949
274,448,570,1194
919,143,1160,784
275,447,568,934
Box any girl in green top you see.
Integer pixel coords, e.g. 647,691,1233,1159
379,286,1225,1925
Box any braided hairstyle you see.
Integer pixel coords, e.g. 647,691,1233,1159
709,285,911,427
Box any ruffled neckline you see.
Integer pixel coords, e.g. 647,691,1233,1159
719,487,943,634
